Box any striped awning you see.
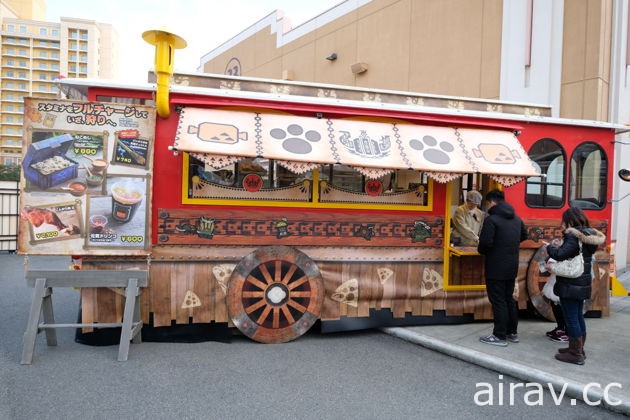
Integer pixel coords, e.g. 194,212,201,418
173,107,539,186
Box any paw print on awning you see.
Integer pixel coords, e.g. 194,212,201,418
174,107,539,184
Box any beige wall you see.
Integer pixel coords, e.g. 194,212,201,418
3,0,45,20
97,22,118,79
560,0,613,120
202,0,503,99
0,1,19,20
202,0,616,113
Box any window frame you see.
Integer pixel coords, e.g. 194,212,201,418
182,153,433,211
525,138,566,209
569,141,608,210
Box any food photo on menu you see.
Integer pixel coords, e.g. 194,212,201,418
86,175,148,248
20,201,83,244
23,131,109,196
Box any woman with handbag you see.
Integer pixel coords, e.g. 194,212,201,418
545,207,605,365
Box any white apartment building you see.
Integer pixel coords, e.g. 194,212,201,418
0,0,118,165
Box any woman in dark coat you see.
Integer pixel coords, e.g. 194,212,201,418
546,207,605,365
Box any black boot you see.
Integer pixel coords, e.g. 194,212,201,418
555,337,585,365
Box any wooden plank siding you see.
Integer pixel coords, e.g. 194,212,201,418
82,258,497,325
81,247,599,328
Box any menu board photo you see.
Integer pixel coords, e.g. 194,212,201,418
112,129,152,169
85,175,149,250
18,98,155,256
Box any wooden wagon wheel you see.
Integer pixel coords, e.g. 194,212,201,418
526,246,591,321
227,246,324,343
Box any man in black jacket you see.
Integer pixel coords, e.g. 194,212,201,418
477,189,528,346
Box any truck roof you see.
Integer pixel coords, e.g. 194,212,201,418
58,71,628,133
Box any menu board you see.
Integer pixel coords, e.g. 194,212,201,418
18,98,155,256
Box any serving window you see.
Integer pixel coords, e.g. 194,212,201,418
183,154,431,210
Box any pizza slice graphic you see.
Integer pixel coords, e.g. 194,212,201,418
420,267,443,297
181,290,202,309
331,278,359,307
377,267,393,284
212,264,235,295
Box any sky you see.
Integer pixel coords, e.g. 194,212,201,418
46,0,342,82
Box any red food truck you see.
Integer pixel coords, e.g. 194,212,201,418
18,38,629,345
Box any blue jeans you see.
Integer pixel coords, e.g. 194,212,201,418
559,297,585,339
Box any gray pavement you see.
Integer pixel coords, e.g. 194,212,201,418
383,269,630,416
2,254,629,417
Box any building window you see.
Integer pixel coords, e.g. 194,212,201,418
19,38,27,45
18,83,25,89
6,94,14,100
39,85,47,91
7,24,14,32
526,138,565,208
18,106,24,111
7,128,13,134
51,85,58,93
80,44,87,51
80,31,88,40
7,105,14,111
6,82,14,88
69,64,77,72
6,60,14,66
18,61,26,67
39,74,46,80
18,72,26,78
6,71,14,77
19,26,27,33
569,142,607,210
52,29,59,36
40,40,48,47
80,65,87,73
40,28,47,35
39,51,47,58
51,52,59,59
69,30,77,39
69,53,77,61
6,116,14,122
6,48,15,55
19,49,27,56
51,64,59,70
39,63,48,69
